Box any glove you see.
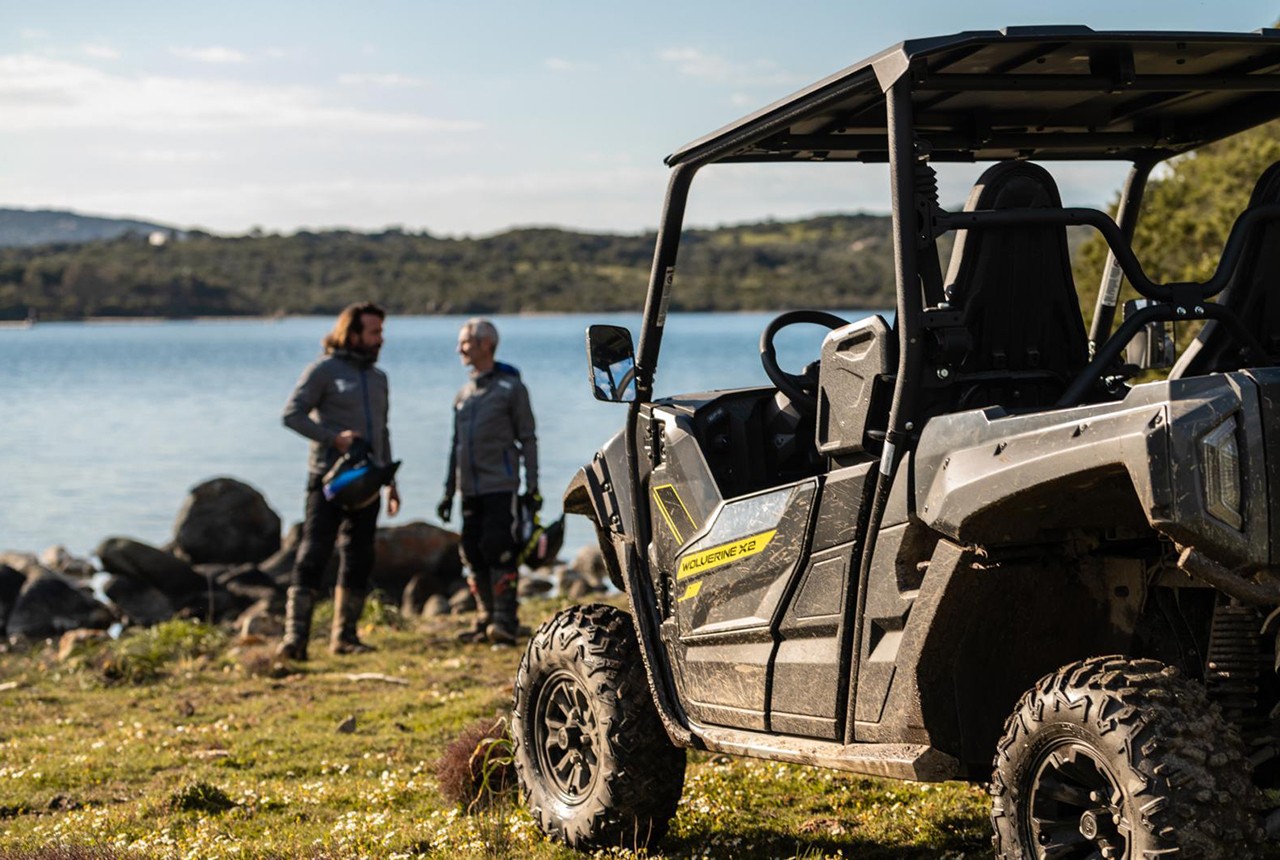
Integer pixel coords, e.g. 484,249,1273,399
522,492,543,514
437,495,453,524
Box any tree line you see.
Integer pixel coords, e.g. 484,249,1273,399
0,215,899,321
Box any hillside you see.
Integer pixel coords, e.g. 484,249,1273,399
0,208,177,248
0,214,903,320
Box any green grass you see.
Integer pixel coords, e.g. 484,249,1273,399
0,597,992,859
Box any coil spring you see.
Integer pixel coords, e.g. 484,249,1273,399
1205,603,1268,729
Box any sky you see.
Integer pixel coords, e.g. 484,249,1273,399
1,1,1277,237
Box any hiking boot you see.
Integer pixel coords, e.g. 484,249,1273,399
275,586,316,661
330,586,376,655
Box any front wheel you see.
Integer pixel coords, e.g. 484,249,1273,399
512,603,686,851
991,655,1264,859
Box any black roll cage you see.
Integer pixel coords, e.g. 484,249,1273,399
617,28,1280,746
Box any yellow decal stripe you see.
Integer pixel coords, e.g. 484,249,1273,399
678,581,702,602
677,530,777,581
652,483,699,543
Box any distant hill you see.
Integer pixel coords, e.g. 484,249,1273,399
0,208,179,248
0,214,908,320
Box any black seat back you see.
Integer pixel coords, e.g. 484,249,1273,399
1170,161,1280,379
944,162,1089,405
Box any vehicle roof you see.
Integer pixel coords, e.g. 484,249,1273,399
667,27,1280,166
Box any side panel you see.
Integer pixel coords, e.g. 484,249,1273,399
770,461,874,739
670,483,816,730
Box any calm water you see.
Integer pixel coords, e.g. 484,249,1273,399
0,312,878,561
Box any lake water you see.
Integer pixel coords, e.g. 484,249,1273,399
0,311,879,563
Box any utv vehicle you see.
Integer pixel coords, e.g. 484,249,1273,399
512,27,1280,858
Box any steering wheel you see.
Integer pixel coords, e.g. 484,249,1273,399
759,310,849,415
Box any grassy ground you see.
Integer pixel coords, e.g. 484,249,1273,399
0,596,993,859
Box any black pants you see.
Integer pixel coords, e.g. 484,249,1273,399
460,492,518,606
292,476,380,593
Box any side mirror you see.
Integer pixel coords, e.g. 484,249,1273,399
586,324,637,402
1123,299,1176,370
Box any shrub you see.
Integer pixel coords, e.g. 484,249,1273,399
436,716,516,811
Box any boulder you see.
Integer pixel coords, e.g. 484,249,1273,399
421,593,452,618
371,521,462,601
216,565,282,608
0,552,42,578
237,599,284,639
172,477,282,565
518,575,555,598
103,574,175,627
260,523,304,581
569,544,610,590
39,546,96,579
0,564,27,636
7,572,115,640
96,537,206,598
448,585,476,615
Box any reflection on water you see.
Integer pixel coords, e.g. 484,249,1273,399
0,311,879,560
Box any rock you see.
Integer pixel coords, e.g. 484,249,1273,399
8,572,115,640
421,593,451,618
237,600,283,639
103,574,175,627
57,628,110,662
0,552,41,578
39,546,96,579
0,564,27,636
260,523,303,581
216,565,282,608
172,477,282,565
400,572,433,617
570,544,609,590
96,537,205,598
448,585,476,615
556,564,608,601
174,586,244,624
518,575,554,598
337,715,357,734
372,521,462,602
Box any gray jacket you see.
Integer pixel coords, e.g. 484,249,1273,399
283,350,392,476
446,362,538,498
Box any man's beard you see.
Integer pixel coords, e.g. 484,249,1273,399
353,342,380,361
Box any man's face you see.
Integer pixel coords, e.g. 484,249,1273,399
457,327,494,369
351,313,385,360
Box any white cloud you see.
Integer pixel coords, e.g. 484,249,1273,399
658,46,797,87
729,93,754,107
544,57,575,72
110,149,225,165
82,44,121,61
169,46,248,64
338,72,431,88
0,54,482,133
19,29,48,41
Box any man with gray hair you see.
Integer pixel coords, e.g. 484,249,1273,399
438,317,539,645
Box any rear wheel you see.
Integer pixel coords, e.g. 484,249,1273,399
991,655,1264,859
512,603,685,850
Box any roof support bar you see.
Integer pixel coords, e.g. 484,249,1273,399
1089,158,1156,356
636,163,697,403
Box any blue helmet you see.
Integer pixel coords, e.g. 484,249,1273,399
322,439,400,511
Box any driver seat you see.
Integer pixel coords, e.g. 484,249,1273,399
1169,160,1280,379
944,162,1089,409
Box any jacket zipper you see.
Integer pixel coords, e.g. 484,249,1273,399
360,368,374,453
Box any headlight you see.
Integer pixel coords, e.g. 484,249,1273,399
1202,415,1243,530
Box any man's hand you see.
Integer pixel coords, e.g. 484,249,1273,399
522,491,543,514
436,495,453,524
386,485,401,517
333,430,359,455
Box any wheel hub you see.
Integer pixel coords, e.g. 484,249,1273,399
1025,740,1129,859
534,672,601,806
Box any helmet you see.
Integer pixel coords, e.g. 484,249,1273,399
518,508,565,570
322,439,401,511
